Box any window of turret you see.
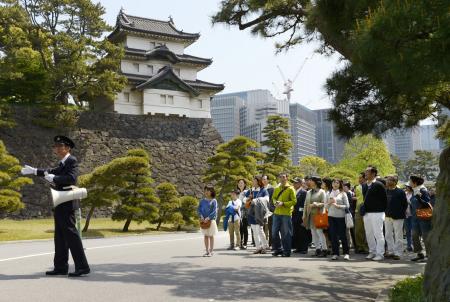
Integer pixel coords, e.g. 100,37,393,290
147,65,154,75
168,95,174,105
160,95,167,104
132,63,139,73
124,92,130,103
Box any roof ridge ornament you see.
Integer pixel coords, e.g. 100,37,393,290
168,15,174,26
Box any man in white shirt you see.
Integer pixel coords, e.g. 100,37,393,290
226,189,242,250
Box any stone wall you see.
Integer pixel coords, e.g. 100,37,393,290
0,107,222,218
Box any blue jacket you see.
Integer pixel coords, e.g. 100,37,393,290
410,187,431,226
223,205,237,232
197,198,217,220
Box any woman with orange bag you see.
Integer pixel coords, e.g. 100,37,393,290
303,176,328,257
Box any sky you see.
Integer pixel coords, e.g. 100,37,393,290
98,0,342,110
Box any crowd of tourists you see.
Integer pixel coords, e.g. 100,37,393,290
197,166,435,261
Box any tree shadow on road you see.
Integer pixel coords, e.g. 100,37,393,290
67,262,379,301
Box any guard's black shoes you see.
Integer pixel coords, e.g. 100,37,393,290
68,268,90,277
281,254,291,257
272,251,283,257
45,270,68,276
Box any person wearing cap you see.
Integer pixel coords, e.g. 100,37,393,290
21,136,90,277
409,175,432,262
292,177,310,254
224,189,242,250
384,175,408,260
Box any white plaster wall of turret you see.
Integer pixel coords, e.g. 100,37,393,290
121,59,198,81
126,35,186,54
142,89,211,118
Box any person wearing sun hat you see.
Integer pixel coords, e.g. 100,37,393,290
21,135,90,277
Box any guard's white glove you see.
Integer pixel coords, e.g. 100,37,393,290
44,173,55,183
21,165,37,175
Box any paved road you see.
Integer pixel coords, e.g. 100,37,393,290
0,232,424,302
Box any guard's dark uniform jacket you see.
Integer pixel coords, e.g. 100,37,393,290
292,189,311,252
37,155,89,272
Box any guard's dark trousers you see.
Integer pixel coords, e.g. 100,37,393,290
53,201,89,271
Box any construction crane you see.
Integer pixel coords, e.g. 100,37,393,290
276,55,312,102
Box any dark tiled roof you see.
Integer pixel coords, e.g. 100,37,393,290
114,10,199,41
124,46,212,66
185,79,225,91
135,66,200,96
121,72,224,92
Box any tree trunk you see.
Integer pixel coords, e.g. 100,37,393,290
82,206,95,233
423,147,450,301
156,220,162,231
122,216,132,232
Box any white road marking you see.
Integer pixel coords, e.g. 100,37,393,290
0,233,226,263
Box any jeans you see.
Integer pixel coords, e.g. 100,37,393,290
404,216,413,250
240,217,249,246
412,217,432,254
328,216,349,256
271,214,293,254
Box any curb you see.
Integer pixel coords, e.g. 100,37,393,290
0,230,202,245
375,286,392,302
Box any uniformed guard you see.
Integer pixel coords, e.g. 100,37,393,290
21,136,90,277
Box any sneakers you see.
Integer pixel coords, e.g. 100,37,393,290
372,255,384,261
203,252,210,257
331,255,338,260
366,253,376,260
411,253,425,262
344,254,350,261
253,249,262,254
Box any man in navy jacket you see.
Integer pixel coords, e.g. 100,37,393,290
363,166,388,261
22,136,90,277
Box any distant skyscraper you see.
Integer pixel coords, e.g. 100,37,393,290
211,90,289,150
210,95,244,142
290,103,317,164
314,109,346,163
419,125,441,152
383,127,422,161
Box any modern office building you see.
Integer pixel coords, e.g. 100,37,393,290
314,109,346,163
211,90,289,148
419,124,441,152
210,95,244,142
383,127,422,161
290,103,317,164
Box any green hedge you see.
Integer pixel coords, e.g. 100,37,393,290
389,274,424,302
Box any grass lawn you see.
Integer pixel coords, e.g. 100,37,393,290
0,218,198,242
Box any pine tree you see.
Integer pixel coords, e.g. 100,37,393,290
112,149,159,232
259,115,293,182
154,182,182,231
0,0,126,106
79,155,149,232
203,136,263,221
404,151,439,182
0,140,32,214
179,196,199,229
